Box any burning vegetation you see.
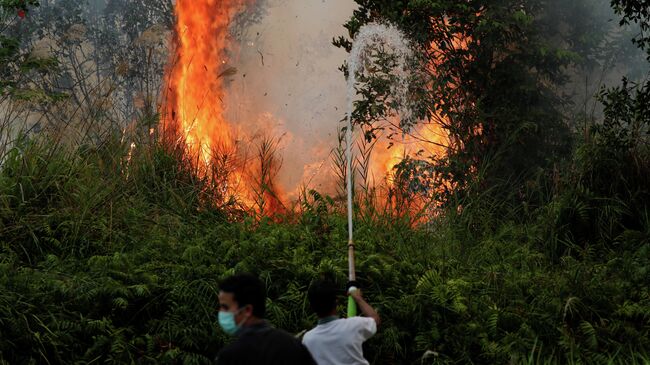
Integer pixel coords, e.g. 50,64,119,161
161,0,454,219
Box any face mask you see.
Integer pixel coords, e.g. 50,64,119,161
218,308,244,336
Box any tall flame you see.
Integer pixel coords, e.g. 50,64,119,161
163,0,288,215
164,0,248,164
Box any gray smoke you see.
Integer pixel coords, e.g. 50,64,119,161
541,0,648,119
225,0,357,198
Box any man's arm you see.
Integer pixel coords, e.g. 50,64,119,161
349,289,381,326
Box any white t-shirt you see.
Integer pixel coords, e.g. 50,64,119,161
302,317,377,365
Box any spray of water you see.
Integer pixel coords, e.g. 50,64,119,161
345,23,413,281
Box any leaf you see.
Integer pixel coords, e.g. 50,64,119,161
579,321,598,350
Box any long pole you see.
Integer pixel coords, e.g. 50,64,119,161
344,23,410,318
345,105,357,317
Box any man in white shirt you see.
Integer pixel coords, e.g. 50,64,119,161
302,280,381,365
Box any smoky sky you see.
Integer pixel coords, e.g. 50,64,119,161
224,0,358,197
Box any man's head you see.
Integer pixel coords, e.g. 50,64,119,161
308,279,339,318
218,273,266,334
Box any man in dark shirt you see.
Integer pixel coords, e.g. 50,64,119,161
216,273,316,365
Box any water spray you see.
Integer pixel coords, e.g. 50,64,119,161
345,23,412,317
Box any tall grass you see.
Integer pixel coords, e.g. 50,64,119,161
0,110,647,364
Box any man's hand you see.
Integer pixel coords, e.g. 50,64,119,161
348,287,363,301
347,286,380,326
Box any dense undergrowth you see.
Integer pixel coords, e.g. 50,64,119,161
0,124,647,365
1,0,649,363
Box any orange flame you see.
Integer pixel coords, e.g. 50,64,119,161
162,0,287,215
361,33,472,215
361,119,449,219
164,0,245,162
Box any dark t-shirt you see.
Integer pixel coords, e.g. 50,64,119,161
216,322,316,365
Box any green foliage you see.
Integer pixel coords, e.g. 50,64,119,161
0,128,648,364
611,0,650,58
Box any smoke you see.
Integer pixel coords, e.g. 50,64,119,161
220,0,648,198
224,0,357,198
540,0,648,118
6,0,647,198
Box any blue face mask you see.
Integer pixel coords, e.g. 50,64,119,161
218,308,244,336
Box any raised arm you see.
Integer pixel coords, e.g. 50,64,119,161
349,289,381,326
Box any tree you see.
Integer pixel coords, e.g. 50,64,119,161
587,0,650,197
599,0,650,152
0,0,54,159
612,0,650,59
10,0,172,142
1,0,41,96
334,0,595,205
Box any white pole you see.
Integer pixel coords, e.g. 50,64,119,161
346,107,356,282
344,23,410,314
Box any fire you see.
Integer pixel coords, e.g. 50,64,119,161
368,123,448,186
164,0,243,161
161,0,462,219
361,33,470,214
162,0,285,215
361,119,449,218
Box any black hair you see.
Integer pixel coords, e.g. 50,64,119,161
219,273,266,318
308,279,340,318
